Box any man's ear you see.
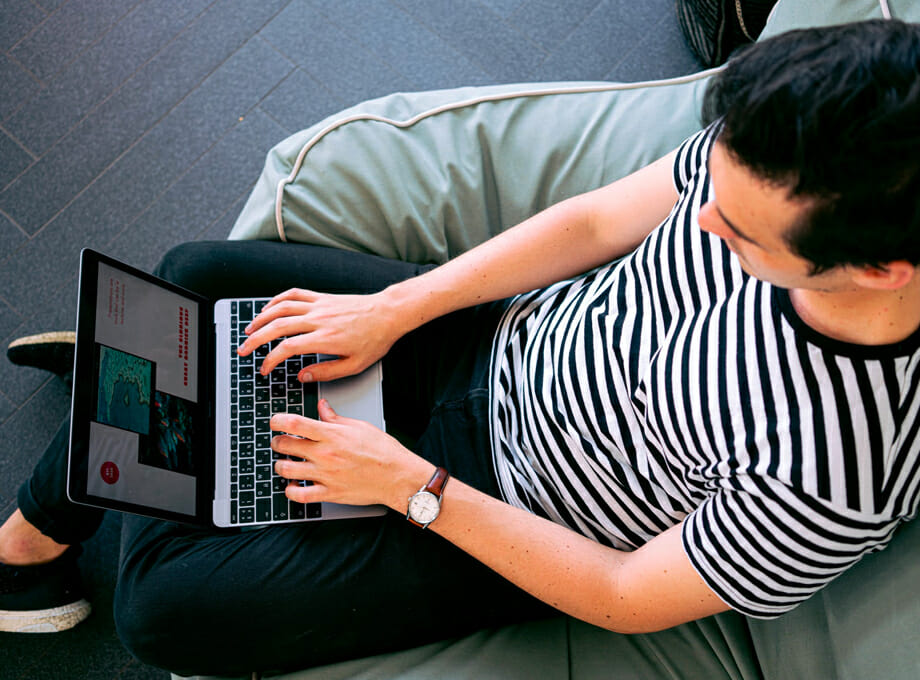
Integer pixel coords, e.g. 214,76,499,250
852,261,916,290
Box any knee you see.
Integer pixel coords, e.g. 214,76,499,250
113,570,210,674
152,242,208,285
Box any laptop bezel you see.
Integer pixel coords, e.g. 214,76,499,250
67,248,216,526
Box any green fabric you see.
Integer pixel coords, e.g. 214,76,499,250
229,78,712,263
760,0,920,40
750,517,920,680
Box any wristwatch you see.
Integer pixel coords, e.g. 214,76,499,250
406,467,450,528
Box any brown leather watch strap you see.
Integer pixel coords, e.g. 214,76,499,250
426,466,450,497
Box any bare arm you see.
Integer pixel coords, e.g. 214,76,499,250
240,149,680,380
271,404,730,633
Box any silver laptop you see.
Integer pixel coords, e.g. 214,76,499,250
68,249,386,528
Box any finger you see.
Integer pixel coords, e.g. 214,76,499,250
262,288,320,313
238,315,315,358
274,457,316,480
270,412,325,440
271,433,315,460
245,300,311,336
259,335,319,375
285,481,326,504
298,357,362,384
317,398,338,422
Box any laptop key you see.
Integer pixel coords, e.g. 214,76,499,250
240,507,255,524
257,498,271,522
239,491,254,507
273,493,288,521
290,502,306,520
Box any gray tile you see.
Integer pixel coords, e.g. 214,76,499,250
0,295,23,343
509,0,603,53
0,53,43,121
0,389,13,427
261,1,416,104
0,129,33,188
395,0,547,83
0,0,291,234
606,13,703,82
197,192,250,242
5,0,212,155
530,0,651,81
0,211,27,265
107,110,287,271
10,0,139,82
0,36,293,315
0,0,46,52
33,0,68,11
258,66,346,134
311,0,491,89
477,0,527,18
0,375,69,500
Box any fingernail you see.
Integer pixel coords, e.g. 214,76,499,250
245,324,252,333
299,370,313,383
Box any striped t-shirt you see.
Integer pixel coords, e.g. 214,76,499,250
489,126,920,618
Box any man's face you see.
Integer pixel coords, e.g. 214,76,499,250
699,142,856,293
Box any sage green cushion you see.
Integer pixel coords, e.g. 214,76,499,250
228,78,712,263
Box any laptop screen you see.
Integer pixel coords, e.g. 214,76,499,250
70,254,209,521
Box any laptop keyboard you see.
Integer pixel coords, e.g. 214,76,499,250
228,299,321,525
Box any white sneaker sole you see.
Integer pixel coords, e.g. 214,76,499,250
0,599,91,633
7,331,76,349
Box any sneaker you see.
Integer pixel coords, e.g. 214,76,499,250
0,547,91,633
6,331,75,380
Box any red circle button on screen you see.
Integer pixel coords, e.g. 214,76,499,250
101,461,120,485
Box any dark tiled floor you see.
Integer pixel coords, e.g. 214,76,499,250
0,1,700,678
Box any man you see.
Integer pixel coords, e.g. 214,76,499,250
2,18,918,676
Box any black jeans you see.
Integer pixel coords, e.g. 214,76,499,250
18,241,551,676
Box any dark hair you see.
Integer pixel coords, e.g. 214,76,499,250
702,19,920,273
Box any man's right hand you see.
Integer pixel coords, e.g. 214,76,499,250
236,288,405,383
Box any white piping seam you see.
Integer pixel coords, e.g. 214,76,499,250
272,69,724,242
879,0,892,19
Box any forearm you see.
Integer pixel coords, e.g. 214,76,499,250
391,476,727,634
380,195,613,332
379,150,679,336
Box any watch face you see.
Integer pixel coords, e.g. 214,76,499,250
408,491,440,524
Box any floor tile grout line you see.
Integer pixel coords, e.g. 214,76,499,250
0,206,33,242
9,0,147,86
101,97,288,255
3,0,219,161
3,0,59,57
601,13,675,82
388,0,550,82
254,32,299,73
525,0,607,75
302,0,440,92
192,179,260,242
2,48,47,92
252,62,348,132
8,2,283,242
0,122,40,166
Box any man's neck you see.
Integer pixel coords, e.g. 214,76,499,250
789,281,920,346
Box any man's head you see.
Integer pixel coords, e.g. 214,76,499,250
702,19,920,277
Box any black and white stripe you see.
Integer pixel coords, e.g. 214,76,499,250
489,126,920,618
